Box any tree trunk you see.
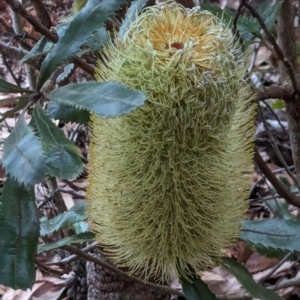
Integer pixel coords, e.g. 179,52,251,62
86,248,170,300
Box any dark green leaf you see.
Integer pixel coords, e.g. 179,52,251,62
33,104,83,179
222,257,283,300
0,78,33,93
241,218,300,252
0,177,39,289
181,275,218,300
37,0,127,89
40,202,87,236
119,0,148,38
45,81,147,117
47,101,90,125
38,232,95,253
2,116,47,185
21,36,53,65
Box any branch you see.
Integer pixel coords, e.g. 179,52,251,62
255,84,294,102
30,0,52,29
254,149,300,208
243,0,300,98
0,41,27,60
61,244,185,297
3,0,58,43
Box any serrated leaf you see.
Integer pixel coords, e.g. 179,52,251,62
119,0,148,38
83,27,109,50
40,202,87,236
0,78,33,93
241,218,300,253
33,104,83,179
250,243,290,260
0,177,39,289
222,257,283,300
56,63,75,84
45,81,147,117
2,116,47,185
21,36,53,65
37,0,127,89
181,275,218,300
38,232,95,253
47,101,90,125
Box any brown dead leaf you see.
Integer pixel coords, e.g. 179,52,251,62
236,241,254,264
246,252,278,274
201,267,244,295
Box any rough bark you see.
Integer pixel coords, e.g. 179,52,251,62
277,0,300,184
86,248,170,300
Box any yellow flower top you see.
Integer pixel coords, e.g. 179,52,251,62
87,1,255,282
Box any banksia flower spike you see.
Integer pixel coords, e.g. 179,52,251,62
87,1,255,282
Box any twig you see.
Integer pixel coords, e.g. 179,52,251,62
72,56,95,77
4,0,58,43
0,47,20,85
10,7,36,90
258,104,300,190
47,177,68,213
0,40,28,60
61,244,185,297
232,0,245,47
259,252,293,284
256,84,294,102
46,242,98,266
217,272,300,299
254,149,300,208
243,0,300,98
263,100,289,138
35,258,65,276
62,180,86,192
58,188,86,199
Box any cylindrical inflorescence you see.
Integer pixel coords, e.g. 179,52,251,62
87,1,255,282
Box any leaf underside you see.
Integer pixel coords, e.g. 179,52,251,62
45,81,147,117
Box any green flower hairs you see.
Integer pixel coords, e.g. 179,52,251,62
87,1,255,282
